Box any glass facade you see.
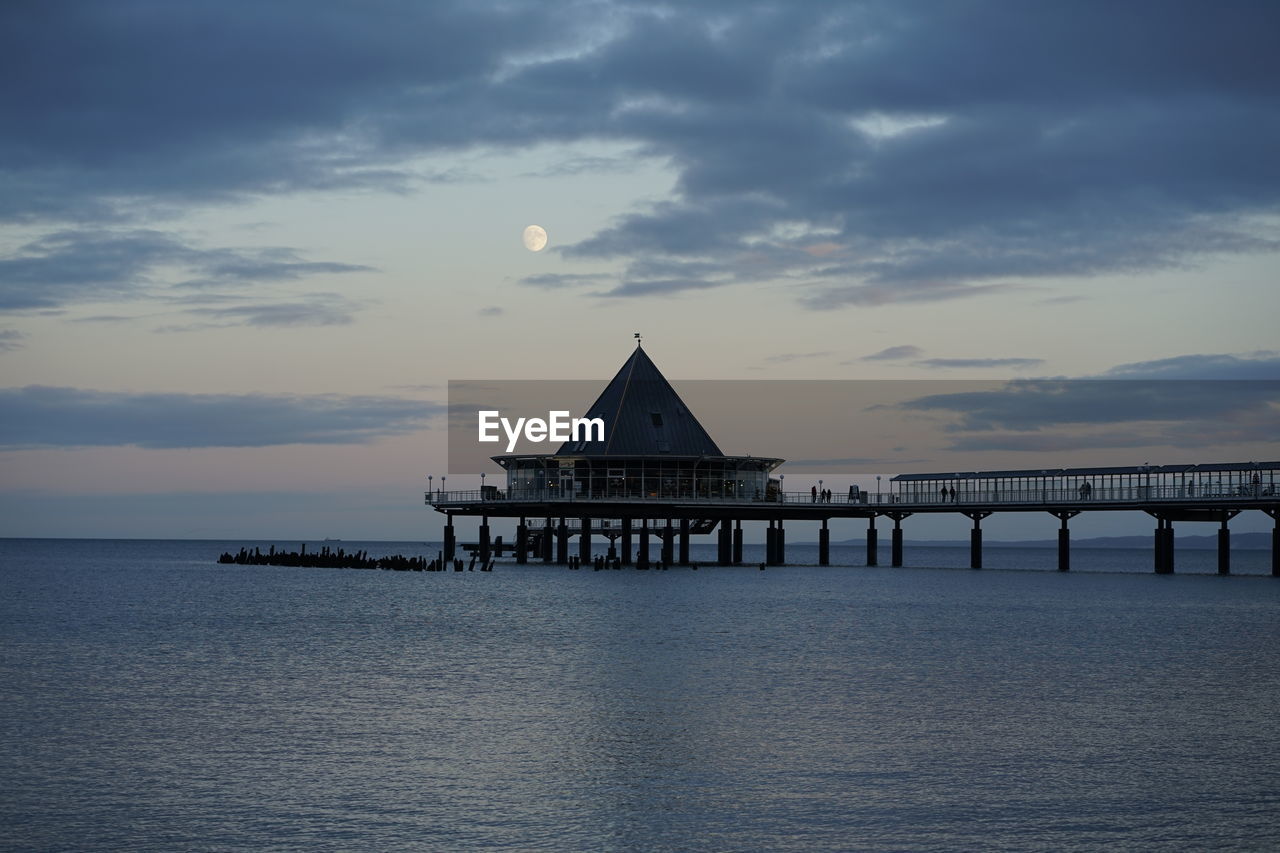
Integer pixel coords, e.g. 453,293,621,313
498,455,780,501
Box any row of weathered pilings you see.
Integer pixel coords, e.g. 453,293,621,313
447,517,792,568
448,516,903,570
216,545,493,572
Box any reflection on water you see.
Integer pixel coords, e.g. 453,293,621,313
2,539,1278,851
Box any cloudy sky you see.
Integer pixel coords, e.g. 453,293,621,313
2,1,1277,539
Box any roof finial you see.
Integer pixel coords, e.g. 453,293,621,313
634,331,642,347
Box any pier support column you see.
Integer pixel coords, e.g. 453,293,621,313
766,521,777,565
662,519,674,566
717,520,732,565
622,517,632,565
1214,511,1239,575
1153,519,1164,574
867,517,878,566
515,518,528,564
1153,517,1174,574
579,517,592,564
1268,510,1280,577
819,519,830,566
733,520,743,565
963,512,991,569
679,518,690,565
478,516,491,564
1274,519,1280,577
542,517,552,562
443,515,456,562
886,513,911,567
1218,516,1230,575
777,520,786,565
556,518,569,565
638,519,650,569
1050,511,1078,572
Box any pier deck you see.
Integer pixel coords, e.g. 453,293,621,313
426,461,1280,574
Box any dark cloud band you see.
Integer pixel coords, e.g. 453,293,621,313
3,1,1276,309
0,386,442,449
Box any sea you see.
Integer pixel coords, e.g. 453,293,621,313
2,538,1278,851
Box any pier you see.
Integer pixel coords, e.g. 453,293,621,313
427,460,1280,574
431,345,1279,574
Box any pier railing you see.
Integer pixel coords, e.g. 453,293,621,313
427,483,1276,508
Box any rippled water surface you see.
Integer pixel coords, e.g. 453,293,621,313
3,538,1278,851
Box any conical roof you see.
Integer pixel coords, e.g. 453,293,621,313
557,346,724,456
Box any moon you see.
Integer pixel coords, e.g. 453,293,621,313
522,224,548,252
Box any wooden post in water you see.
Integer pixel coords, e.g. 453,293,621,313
717,519,731,565
679,518,690,565
541,517,553,562
638,519,650,568
733,520,743,564
776,520,786,564
818,518,830,566
866,517,878,566
766,521,777,565
579,517,592,564
479,515,491,565
443,514,456,562
516,517,528,564
556,517,569,565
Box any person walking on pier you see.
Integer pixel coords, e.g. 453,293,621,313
812,485,818,503
940,485,948,503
